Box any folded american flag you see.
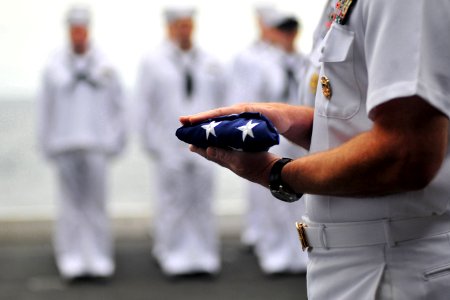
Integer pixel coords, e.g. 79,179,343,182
176,112,279,152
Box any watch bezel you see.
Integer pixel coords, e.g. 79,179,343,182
270,184,301,202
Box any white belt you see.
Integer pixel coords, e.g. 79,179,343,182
296,213,450,251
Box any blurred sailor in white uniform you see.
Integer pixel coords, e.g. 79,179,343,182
136,6,225,276
37,6,126,280
228,9,309,274
226,4,276,250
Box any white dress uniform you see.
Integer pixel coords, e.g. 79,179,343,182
137,40,225,275
228,42,310,273
226,40,272,249
303,0,450,299
37,46,126,278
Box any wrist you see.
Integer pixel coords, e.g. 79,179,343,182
269,158,303,202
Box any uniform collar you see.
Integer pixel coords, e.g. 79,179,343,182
164,39,198,67
63,45,98,74
165,40,196,57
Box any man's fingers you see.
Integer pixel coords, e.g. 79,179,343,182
179,107,235,125
205,147,232,168
189,146,226,167
189,145,207,158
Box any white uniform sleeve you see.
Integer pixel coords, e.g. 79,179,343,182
364,0,450,119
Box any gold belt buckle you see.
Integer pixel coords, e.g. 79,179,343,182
295,222,310,251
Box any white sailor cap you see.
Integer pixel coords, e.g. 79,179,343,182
254,3,276,25
163,6,196,24
264,10,300,31
66,5,91,26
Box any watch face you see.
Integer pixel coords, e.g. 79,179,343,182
270,187,300,203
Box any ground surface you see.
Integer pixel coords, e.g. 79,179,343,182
0,235,307,300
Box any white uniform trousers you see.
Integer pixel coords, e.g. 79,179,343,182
53,150,112,273
251,183,308,274
152,160,219,274
241,183,265,247
307,232,450,300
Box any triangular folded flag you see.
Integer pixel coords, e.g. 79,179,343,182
176,112,279,152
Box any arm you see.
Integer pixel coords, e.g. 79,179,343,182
284,96,448,197
190,96,448,197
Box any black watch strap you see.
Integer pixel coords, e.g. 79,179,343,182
269,158,303,202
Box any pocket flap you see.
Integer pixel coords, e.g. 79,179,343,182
320,25,355,63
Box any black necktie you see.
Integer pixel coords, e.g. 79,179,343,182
70,55,99,90
74,71,98,89
184,69,194,99
282,66,297,101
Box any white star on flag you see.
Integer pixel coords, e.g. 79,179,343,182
201,121,222,139
237,120,259,141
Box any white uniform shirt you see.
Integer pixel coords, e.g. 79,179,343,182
137,41,225,166
298,0,336,108
38,47,126,158
306,0,450,223
226,40,273,105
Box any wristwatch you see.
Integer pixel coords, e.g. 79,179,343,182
269,158,303,202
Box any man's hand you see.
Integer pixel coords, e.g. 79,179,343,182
189,145,280,187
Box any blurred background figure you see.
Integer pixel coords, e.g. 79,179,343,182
37,5,127,280
254,10,309,275
226,4,276,251
135,5,226,276
227,8,309,274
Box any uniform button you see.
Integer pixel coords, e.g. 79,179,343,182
321,76,332,100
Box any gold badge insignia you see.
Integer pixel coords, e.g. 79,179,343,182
309,72,319,95
321,76,332,100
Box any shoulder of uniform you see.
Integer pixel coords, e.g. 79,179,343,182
194,50,223,75
89,48,118,72
144,49,166,66
233,47,267,70
44,48,66,69
193,48,215,62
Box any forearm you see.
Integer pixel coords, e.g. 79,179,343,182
281,105,314,149
282,118,448,197
282,132,399,197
